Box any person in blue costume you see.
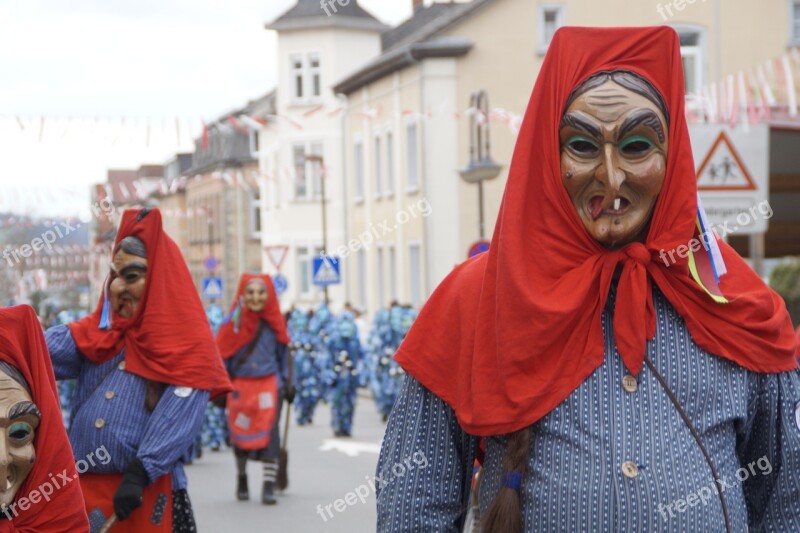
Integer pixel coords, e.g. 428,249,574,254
194,301,228,456
365,308,396,421
288,309,324,425
322,311,362,437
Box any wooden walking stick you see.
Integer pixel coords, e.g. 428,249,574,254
277,347,294,491
98,514,117,533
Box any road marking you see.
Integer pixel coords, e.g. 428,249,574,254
319,439,381,457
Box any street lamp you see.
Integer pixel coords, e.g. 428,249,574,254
459,90,502,240
305,153,329,305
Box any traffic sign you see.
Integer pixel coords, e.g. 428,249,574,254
312,256,340,287
689,123,769,234
202,277,224,300
203,256,219,272
264,245,289,271
273,273,288,296
468,240,490,258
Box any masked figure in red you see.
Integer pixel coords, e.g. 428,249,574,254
0,305,89,532
216,274,293,505
376,27,800,532
45,208,232,532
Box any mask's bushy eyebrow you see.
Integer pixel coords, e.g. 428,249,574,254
559,112,602,138
9,401,40,421
618,109,666,143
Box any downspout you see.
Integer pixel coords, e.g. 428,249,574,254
337,93,351,303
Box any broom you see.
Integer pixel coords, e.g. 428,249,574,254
277,348,294,491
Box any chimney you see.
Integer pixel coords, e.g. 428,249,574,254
413,0,423,12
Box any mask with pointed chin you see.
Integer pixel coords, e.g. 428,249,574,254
0,372,39,510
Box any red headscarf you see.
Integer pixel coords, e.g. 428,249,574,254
396,26,798,437
69,208,231,398
216,274,290,359
0,305,88,532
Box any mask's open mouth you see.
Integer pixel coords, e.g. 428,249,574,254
588,195,631,220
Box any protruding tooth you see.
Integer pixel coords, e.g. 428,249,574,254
5,480,10,491
613,198,621,211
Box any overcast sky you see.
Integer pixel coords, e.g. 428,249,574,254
0,0,414,218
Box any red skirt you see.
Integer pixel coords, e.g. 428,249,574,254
227,375,279,451
80,473,172,532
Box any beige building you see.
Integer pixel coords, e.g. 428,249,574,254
333,0,798,315
259,0,387,309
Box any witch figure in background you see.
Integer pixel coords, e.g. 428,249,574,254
322,312,362,438
46,208,231,532
216,274,294,505
288,309,323,426
0,305,89,532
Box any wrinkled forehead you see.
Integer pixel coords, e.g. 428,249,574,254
563,81,666,125
0,372,32,403
245,279,267,291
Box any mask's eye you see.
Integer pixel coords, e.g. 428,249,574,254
619,135,654,155
8,422,32,442
123,269,145,283
565,135,600,156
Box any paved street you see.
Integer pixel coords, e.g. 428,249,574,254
186,394,385,532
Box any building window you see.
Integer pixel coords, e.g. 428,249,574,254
293,141,324,199
405,121,419,191
309,53,321,97
374,132,382,198
297,246,311,296
408,242,421,307
377,246,385,308
354,137,364,200
385,129,394,195
249,129,259,158
291,55,304,100
675,28,705,96
250,191,261,238
357,249,367,309
388,244,397,301
293,144,307,198
538,5,564,54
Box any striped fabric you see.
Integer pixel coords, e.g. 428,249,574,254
377,288,800,532
46,325,209,490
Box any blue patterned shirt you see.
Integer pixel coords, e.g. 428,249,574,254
224,324,289,388
376,289,800,532
45,325,209,490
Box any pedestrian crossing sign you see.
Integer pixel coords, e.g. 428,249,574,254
202,277,224,300
312,256,340,287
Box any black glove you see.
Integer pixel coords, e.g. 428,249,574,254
285,386,296,404
113,458,150,520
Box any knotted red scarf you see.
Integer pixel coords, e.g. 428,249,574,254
0,305,88,532
216,274,290,359
69,208,232,398
395,26,798,436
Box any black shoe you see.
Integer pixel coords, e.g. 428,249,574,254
262,481,277,505
237,475,249,501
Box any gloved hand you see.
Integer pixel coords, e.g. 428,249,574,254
113,458,150,520
285,386,296,404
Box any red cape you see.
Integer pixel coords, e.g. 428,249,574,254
396,26,798,436
0,306,89,532
69,208,231,398
216,274,290,359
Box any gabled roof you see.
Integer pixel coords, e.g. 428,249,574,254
334,0,494,95
266,0,387,33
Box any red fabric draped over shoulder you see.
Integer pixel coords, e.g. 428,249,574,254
395,26,798,437
68,208,232,398
0,305,89,532
216,274,290,359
